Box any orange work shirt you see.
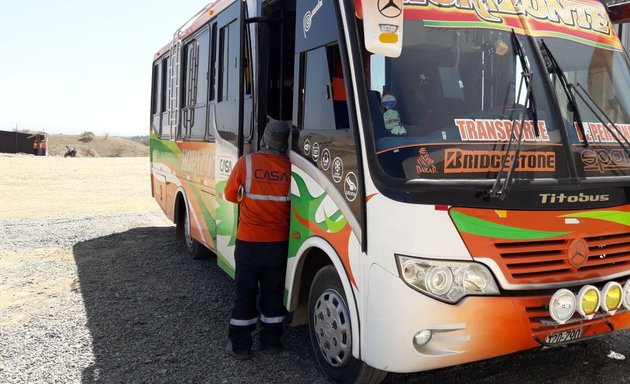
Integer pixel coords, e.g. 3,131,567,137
224,153,291,242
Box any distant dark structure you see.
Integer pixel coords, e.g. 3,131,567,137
0,130,47,155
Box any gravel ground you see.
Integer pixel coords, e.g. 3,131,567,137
0,213,330,384
2,156,630,384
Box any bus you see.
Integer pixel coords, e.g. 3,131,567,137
150,0,630,382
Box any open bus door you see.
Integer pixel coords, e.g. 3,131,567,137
213,0,249,277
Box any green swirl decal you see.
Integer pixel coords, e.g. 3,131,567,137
214,180,237,278
150,132,182,163
215,181,237,246
289,173,347,257
451,210,571,240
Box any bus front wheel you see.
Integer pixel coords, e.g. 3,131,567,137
308,266,387,384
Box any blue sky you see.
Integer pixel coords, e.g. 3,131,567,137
0,0,210,136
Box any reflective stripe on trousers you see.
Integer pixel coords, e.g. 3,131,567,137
260,314,285,324
229,317,258,326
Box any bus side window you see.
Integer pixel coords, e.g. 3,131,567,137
301,47,334,131
182,40,198,138
215,17,250,145
160,56,171,139
151,61,161,135
300,44,349,131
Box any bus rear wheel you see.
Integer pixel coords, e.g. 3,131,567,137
308,266,387,384
183,205,209,260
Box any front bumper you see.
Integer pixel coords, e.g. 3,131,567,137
363,264,630,373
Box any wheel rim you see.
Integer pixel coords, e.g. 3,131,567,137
184,211,194,249
313,288,352,368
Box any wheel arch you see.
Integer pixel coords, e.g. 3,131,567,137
287,236,362,358
173,187,188,240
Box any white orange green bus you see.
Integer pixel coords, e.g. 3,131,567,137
150,0,630,382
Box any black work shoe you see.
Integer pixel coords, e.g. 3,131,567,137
225,342,252,360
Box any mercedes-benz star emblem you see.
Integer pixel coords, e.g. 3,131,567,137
378,0,402,18
567,238,589,269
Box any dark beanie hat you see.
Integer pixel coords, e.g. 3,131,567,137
261,120,290,153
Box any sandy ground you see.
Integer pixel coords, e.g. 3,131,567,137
0,154,157,218
0,154,169,320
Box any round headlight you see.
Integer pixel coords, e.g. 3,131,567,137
624,281,630,310
425,266,454,296
549,289,576,324
576,285,600,318
601,282,623,313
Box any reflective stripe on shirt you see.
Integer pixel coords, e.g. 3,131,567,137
245,193,290,202
245,154,253,194
242,154,290,202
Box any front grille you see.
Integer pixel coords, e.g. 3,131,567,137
494,232,630,284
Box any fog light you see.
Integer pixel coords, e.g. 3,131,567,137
549,289,576,324
601,282,623,313
576,285,600,318
624,281,630,310
413,330,432,348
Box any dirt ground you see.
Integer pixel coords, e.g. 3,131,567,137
0,155,178,383
0,154,157,218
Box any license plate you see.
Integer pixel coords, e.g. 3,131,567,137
545,328,583,344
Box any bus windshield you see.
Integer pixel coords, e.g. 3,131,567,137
368,4,630,184
368,21,568,181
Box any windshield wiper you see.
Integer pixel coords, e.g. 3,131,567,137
539,39,589,146
487,30,537,200
571,82,630,157
512,31,539,137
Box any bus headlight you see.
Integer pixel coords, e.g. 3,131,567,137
549,289,576,324
576,285,600,318
624,281,630,310
396,255,499,303
601,282,623,313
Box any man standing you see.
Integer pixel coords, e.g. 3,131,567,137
224,120,291,360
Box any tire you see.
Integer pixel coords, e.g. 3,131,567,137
183,205,210,260
308,266,387,384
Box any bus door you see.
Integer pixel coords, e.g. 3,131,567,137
213,1,252,277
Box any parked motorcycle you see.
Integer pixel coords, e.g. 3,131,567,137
64,145,77,158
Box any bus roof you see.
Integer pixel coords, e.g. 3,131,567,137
154,0,236,60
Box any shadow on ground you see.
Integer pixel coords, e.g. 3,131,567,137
73,226,325,384
73,226,630,384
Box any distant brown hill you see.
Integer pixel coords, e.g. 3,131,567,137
46,134,149,157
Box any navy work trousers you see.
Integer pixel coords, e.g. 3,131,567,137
228,239,288,352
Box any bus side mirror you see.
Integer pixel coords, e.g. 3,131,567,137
361,0,404,58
